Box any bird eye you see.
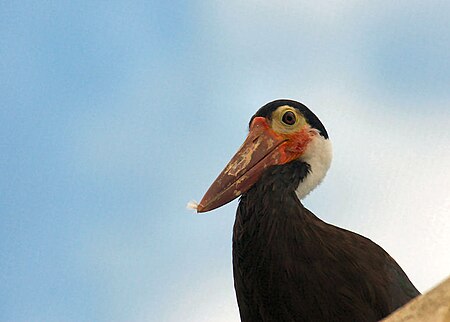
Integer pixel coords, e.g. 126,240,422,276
282,111,296,125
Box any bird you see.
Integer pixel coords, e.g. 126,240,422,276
193,99,420,322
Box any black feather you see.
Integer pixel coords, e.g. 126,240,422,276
233,160,419,322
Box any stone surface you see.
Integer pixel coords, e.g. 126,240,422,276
383,276,450,322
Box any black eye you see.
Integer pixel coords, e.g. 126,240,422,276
282,111,296,125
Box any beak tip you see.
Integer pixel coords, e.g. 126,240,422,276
186,200,204,212
196,200,213,213
196,193,215,213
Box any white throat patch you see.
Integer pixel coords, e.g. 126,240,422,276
295,133,332,200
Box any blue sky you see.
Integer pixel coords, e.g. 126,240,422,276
1,1,449,321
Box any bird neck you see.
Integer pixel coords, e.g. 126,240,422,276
235,160,320,266
295,135,332,200
238,160,310,222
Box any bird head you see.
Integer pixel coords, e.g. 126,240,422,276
196,99,332,213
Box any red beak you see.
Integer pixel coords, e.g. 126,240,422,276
197,117,289,213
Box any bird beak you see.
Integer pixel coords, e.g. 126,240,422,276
197,117,288,213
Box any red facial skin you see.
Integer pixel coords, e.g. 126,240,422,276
197,117,312,213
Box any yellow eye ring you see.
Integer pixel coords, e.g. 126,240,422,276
271,105,305,134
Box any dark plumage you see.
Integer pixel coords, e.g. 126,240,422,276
233,160,419,321
196,99,420,322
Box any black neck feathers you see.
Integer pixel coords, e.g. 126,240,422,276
238,160,310,220
232,161,419,322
